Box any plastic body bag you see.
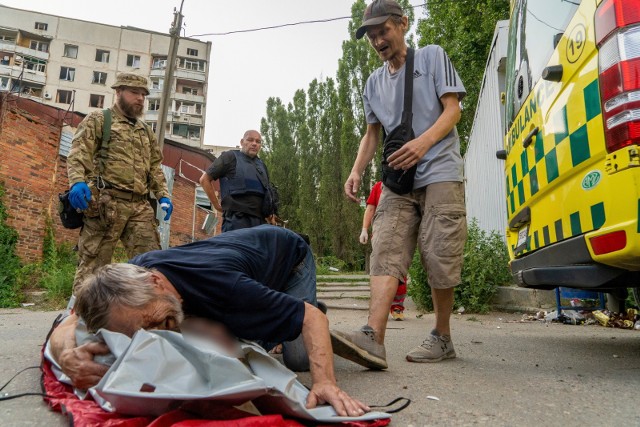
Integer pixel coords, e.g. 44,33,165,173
45,323,390,424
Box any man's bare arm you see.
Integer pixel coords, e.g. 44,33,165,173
301,303,370,416
49,314,110,389
344,123,381,203
199,172,222,213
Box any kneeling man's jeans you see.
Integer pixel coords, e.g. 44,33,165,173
261,248,317,372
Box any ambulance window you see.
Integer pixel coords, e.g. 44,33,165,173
505,0,581,130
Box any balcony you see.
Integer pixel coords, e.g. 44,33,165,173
174,91,205,103
174,69,205,82
0,40,16,53
0,64,46,84
15,45,49,61
172,114,203,126
149,68,166,78
23,68,46,84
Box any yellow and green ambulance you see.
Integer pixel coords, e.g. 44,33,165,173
499,0,640,304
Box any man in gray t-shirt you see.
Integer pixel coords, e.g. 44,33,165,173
333,0,468,370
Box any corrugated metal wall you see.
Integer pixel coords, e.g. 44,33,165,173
464,20,509,238
158,164,175,249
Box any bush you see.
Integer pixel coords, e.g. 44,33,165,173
40,219,77,307
0,181,21,308
408,218,512,313
315,255,348,275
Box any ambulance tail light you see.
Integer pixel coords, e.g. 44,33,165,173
589,230,627,256
596,0,640,153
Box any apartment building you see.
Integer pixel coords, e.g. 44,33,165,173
0,4,211,148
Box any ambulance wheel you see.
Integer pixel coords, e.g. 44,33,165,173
605,289,627,313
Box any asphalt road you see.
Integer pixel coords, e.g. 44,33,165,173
1,306,638,426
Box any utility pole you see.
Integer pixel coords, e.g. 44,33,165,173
156,0,184,151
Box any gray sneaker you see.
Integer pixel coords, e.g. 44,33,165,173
330,326,388,370
406,333,456,363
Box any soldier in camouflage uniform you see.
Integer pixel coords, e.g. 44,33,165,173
67,72,173,291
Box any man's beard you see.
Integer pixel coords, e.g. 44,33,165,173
117,97,144,118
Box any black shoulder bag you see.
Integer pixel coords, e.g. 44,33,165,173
381,47,416,195
58,109,111,229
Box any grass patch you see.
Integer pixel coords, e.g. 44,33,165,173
409,218,511,314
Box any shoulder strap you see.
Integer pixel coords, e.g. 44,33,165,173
401,48,414,128
97,108,112,179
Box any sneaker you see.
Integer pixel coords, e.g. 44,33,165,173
330,326,388,370
406,332,456,363
390,308,404,321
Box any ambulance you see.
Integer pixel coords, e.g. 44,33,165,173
498,0,640,306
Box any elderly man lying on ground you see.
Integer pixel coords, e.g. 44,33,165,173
48,225,369,417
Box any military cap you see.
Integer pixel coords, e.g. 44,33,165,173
111,72,150,95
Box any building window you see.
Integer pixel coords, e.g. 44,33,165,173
1,56,9,65
21,56,46,73
89,94,105,108
126,54,140,68
63,44,78,59
179,58,205,72
92,71,107,85
186,48,198,56
95,49,110,63
29,40,49,52
182,86,197,95
152,58,166,69
56,90,72,104
150,122,158,132
34,22,48,31
148,99,160,111
172,124,200,139
59,66,75,81
151,78,163,90
0,77,9,90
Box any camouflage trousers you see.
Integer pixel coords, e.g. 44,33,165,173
73,191,160,292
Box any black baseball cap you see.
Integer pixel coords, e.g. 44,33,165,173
355,0,404,40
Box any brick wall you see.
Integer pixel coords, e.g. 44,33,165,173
0,97,75,262
169,175,219,246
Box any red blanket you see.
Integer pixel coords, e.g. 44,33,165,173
41,358,390,427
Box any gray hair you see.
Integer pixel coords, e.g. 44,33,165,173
74,263,156,333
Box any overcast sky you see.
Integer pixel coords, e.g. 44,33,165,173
1,0,361,147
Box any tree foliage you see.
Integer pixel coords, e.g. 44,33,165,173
416,0,510,154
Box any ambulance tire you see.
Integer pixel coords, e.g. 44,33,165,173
605,289,627,313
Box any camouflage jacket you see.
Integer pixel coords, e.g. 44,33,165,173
67,105,169,200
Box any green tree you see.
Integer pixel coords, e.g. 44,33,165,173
260,97,300,230
417,0,510,154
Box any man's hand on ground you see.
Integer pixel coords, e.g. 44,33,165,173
59,341,110,389
306,381,370,417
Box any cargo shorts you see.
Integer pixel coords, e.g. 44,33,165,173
370,181,467,289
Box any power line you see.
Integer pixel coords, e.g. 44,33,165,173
188,3,427,37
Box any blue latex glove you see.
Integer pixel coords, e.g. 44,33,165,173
68,182,91,210
159,197,173,221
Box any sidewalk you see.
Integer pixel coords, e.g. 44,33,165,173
1,307,638,425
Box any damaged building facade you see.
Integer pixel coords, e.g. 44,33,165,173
0,4,211,149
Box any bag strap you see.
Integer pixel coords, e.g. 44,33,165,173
401,47,415,129
97,108,112,187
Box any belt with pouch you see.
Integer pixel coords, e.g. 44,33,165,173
95,180,147,202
